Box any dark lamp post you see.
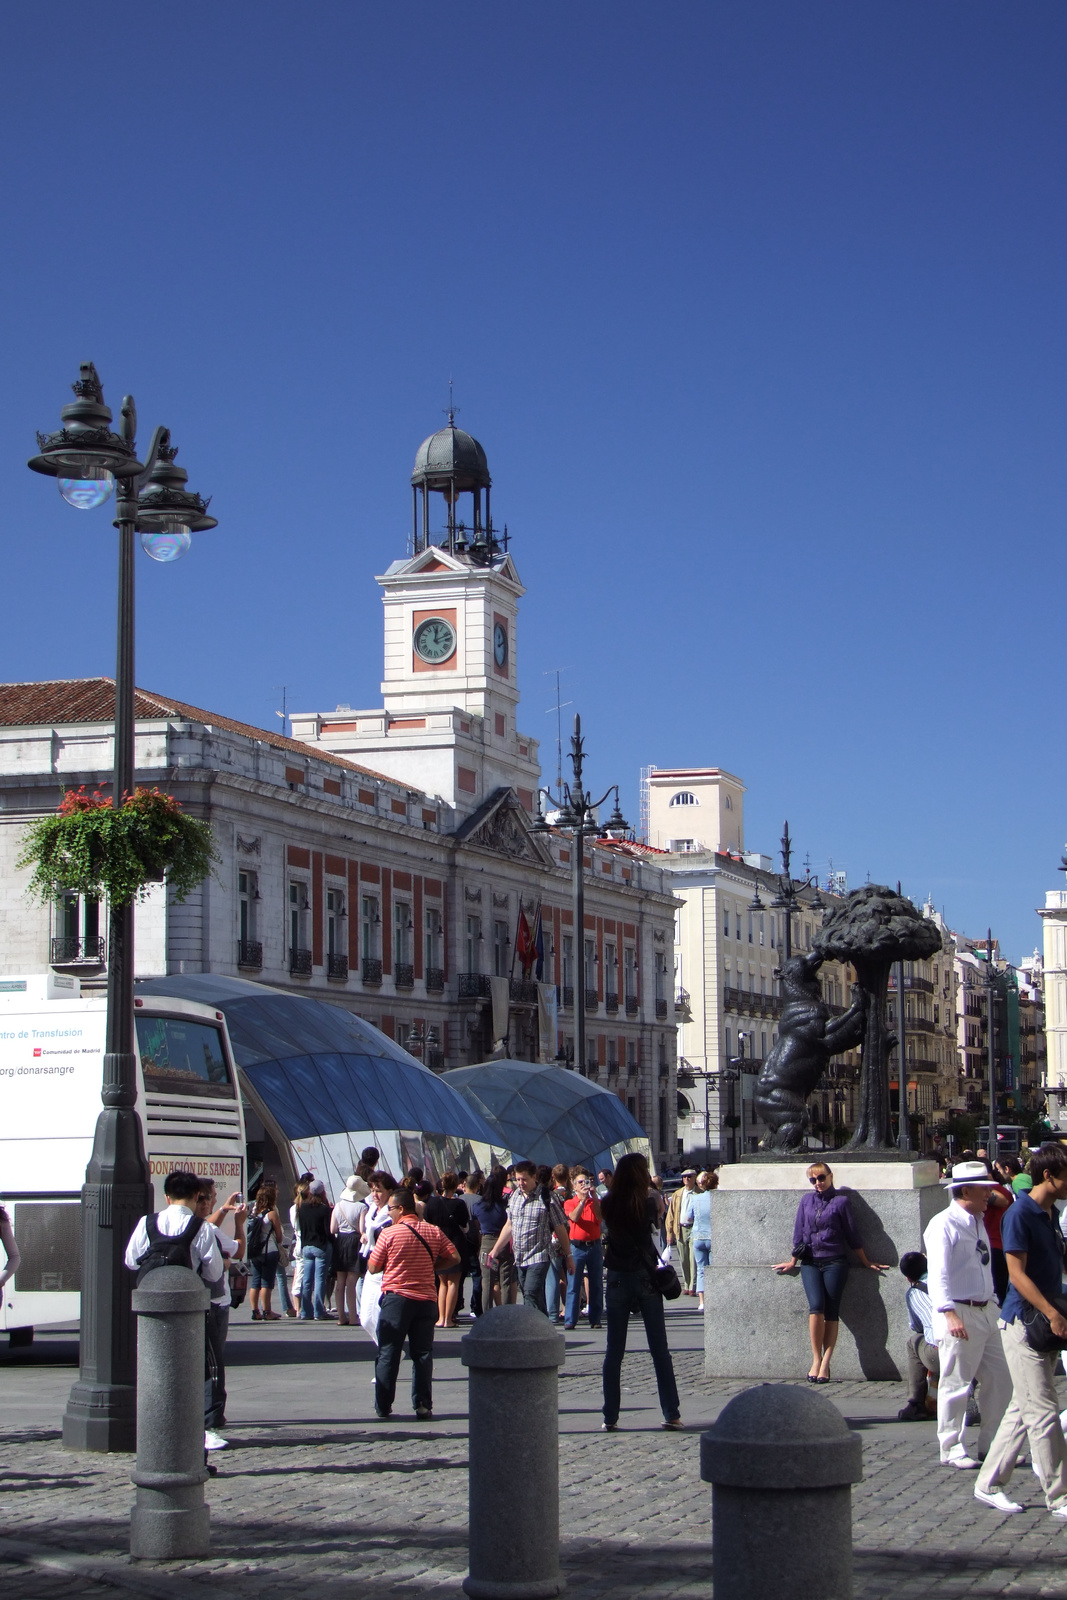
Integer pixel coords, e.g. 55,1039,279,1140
534,714,628,1077
28,363,216,1454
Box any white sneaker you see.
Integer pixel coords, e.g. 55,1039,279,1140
975,1488,1023,1513
204,1430,228,1451
1050,1506,1067,1520
943,1453,981,1469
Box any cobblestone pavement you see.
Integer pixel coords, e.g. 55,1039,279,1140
3,1299,1067,1599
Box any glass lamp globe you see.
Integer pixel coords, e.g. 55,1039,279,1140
57,460,115,510
140,518,191,562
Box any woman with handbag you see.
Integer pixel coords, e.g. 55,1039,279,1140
974,1143,1067,1517
600,1151,682,1433
772,1161,888,1383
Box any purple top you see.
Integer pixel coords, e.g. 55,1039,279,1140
792,1188,862,1261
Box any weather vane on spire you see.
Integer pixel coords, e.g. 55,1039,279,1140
444,377,458,427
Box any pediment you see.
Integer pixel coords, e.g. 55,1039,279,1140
404,547,470,577
454,787,555,866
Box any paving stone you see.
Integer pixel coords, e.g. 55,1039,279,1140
4,1304,1067,1597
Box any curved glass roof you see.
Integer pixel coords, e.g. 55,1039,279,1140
135,975,507,1186
441,1060,652,1175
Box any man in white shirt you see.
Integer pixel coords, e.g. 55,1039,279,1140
124,1169,225,1287
923,1160,1012,1469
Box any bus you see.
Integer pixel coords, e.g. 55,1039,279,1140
0,973,246,1341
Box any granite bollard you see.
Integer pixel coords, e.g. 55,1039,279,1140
129,1265,211,1559
700,1384,862,1600
461,1303,566,1599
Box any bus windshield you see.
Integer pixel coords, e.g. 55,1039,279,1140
136,1015,234,1098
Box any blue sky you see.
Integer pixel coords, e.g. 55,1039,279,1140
1,4,1064,962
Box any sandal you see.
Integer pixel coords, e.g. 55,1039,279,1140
251,1310,263,1321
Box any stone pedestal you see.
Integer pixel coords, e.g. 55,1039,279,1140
704,1160,947,1381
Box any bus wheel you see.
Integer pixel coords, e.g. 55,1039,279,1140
9,1327,33,1348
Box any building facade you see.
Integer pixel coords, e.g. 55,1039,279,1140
0,420,681,1164
1040,889,1067,1128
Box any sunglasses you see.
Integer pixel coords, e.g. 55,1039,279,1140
975,1239,990,1266
809,1174,831,1185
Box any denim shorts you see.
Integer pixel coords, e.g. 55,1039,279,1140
799,1257,849,1321
250,1256,278,1290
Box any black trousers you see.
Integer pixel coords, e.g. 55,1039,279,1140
205,1305,229,1429
374,1292,436,1415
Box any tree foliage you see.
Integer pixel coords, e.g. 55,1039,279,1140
812,883,942,968
17,787,219,908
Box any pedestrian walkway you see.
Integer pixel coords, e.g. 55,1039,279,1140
2,1298,1067,1599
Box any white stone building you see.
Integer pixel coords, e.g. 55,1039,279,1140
0,419,681,1163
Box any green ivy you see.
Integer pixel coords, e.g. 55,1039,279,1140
17,787,220,908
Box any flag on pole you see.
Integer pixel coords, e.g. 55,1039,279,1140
516,903,534,975
532,902,545,981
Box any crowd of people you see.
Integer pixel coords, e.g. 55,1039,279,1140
768,1145,1067,1523
120,1147,687,1445
95,1125,1067,1497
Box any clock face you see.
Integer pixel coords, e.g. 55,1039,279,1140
493,622,508,668
413,617,456,664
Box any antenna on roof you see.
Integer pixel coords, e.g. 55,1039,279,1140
544,668,572,792
275,685,289,739
444,377,458,428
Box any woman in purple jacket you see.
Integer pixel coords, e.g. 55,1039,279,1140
772,1161,888,1382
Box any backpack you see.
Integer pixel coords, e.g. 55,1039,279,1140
245,1212,273,1260
135,1210,203,1284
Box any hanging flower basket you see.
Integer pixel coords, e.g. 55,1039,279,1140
17,787,220,908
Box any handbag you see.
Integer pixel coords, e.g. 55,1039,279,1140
643,1241,682,1300
1020,1292,1067,1354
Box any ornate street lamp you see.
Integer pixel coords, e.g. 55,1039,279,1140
752,821,822,962
28,363,216,1453
534,714,628,1076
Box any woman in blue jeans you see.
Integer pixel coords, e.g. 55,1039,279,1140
601,1153,681,1431
772,1161,887,1381
297,1179,333,1319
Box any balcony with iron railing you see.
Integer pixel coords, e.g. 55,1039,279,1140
51,935,106,966
510,980,538,1004
362,957,383,985
426,967,445,993
289,947,313,976
459,972,491,999
625,994,639,1016
888,974,935,996
395,962,414,989
722,986,784,1019
585,988,599,1012
327,954,349,981
655,997,668,1019
237,939,263,970
562,985,574,1010
605,991,619,1014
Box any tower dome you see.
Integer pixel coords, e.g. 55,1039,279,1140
410,414,497,557
411,423,491,493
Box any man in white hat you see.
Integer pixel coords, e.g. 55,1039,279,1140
923,1159,1012,1470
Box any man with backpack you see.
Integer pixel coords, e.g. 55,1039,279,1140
124,1168,225,1287
124,1169,229,1449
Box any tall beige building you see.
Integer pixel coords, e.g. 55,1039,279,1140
1040,888,1067,1125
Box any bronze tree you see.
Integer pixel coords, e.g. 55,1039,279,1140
812,884,942,1150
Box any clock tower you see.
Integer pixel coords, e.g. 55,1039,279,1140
291,418,541,818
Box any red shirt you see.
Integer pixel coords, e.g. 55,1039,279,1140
565,1194,601,1243
983,1185,1013,1250
369,1218,453,1300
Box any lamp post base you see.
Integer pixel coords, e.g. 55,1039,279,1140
63,1381,138,1454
